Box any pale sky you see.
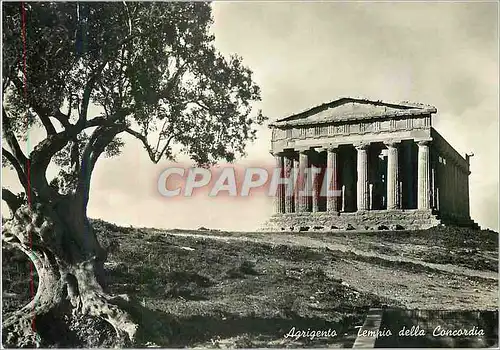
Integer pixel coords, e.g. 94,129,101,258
2,1,499,231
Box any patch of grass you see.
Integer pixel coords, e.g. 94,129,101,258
226,260,259,278
416,249,498,272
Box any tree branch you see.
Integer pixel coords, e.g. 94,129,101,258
11,77,57,135
24,110,124,202
75,124,127,208
28,127,85,201
89,127,126,169
2,188,23,214
50,110,72,129
84,107,130,129
73,106,131,203
76,31,143,128
123,128,157,162
122,1,132,36
31,107,129,170
156,62,188,101
78,61,109,127
2,148,29,191
155,134,176,161
154,119,169,152
2,107,29,166
10,77,71,132
124,127,176,163
67,91,73,120
190,100,212,113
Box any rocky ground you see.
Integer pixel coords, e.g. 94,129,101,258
2,222,498,348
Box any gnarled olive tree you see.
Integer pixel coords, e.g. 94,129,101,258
2,2,264,346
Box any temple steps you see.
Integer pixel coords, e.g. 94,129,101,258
261,209,479,232
436,214,481,230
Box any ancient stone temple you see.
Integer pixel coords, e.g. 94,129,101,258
265,97,479,231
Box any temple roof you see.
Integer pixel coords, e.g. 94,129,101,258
270,97,437,127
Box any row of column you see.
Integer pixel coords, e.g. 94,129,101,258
438,154,470,218
274,147,340,214
273,139,432,214
355,140,431,211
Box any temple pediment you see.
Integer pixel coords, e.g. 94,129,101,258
271,97,437,127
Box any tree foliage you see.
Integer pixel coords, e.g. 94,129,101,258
2,1,265,204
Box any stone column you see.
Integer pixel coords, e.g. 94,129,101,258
356,143,369,211
436,187,440,212
384,141,399,210
326,146,339,212
405,143,415,208
463,168,469,218
283,155,294,213
399,181,403,209
274,154,285,214
456,164,461,217
311,159,320,213
431,166,437,209
442,154,451,215
341,185,346,212
456,164,460,215
456,166,461,217
449,161,453,215
450,160,456,215
436,155,442,212
459,169,462,217
456,167,460,216
465,167,470,218
444,157,450,215
417,140,431,210
437,157,442,212
298,150,309,212
342,151,353,212
459,166,463,217
369,184,374,210
293,157,300,212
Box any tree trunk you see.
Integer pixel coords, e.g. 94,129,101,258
2,197,138,347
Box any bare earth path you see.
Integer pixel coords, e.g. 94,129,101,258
164,230,498,310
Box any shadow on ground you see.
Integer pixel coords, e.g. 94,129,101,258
124,301,363,348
